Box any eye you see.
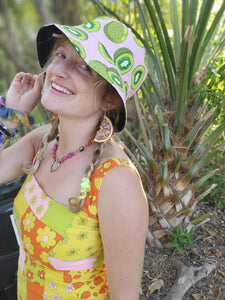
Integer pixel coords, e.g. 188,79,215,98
80,64,92,72
56,52,66,59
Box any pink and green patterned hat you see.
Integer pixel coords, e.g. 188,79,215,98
37,16,148,131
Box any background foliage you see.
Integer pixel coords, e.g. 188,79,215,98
90,0,225,248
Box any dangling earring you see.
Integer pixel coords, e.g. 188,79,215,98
94,115,113,143
51,113,60,136
53,113,59,120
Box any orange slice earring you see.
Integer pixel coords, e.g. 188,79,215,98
94,116,113,143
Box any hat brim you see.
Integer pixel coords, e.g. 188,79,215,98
37,25,62,68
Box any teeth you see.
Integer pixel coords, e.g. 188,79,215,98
52,82,72,95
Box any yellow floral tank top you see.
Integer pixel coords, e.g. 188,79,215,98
13,158,136,299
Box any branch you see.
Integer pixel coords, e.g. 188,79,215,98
33,0,51,24
165,259,216,300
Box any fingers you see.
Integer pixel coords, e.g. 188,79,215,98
13,72,34,84
33,73,44,94
11,72,44,99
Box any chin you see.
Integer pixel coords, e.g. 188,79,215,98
41,95,59,113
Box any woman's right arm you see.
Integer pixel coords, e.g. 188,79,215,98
0,71,46,184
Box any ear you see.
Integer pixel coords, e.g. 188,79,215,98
100,93,119,111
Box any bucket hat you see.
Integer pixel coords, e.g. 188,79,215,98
37,16,148,131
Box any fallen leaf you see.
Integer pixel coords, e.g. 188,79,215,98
215,251,222,258
206,229,216,237
148,279,164,295
218,269,225,278
192,293,204,300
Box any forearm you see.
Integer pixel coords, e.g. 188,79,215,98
0,116,20,129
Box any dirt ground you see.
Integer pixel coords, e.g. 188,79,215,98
140,202,225,300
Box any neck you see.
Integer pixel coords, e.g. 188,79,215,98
55,115,98,154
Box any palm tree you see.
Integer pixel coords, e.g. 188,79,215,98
92,0,225,247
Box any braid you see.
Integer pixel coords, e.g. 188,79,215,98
85,142,105,179
22,119,59,174
68,142,106,213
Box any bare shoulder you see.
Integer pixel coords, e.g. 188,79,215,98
96,136,149,221
26,123,51,152
98,137,129,165
98,162,147,207
97,136,147,207
97,155,149,228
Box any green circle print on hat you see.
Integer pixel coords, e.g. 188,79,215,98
37,16,148,131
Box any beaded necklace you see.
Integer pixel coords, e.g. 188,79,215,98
50,136,94,172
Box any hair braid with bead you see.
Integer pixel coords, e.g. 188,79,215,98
22,118,59,174
68,142,105,213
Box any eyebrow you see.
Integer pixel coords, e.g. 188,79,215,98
55,45,84,61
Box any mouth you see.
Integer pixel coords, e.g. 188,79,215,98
51,82,73,95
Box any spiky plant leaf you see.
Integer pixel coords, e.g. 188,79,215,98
91,0,225,247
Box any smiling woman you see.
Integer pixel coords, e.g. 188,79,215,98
0,16,149,300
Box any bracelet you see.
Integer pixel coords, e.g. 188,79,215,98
0,124,13,137
0,122,18,149
0,96,30,128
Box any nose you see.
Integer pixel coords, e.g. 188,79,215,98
50,60,70,79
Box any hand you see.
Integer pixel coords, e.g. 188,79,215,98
6,72,43,115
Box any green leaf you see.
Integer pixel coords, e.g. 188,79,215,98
188,0,215,88
144,0,177,107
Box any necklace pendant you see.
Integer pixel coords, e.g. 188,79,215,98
50,158,61,172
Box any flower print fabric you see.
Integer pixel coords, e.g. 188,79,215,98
13,158,137,299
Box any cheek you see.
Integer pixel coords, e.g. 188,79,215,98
90,88,102,108
94,89,104,110
42,68,52,89
42,80,48,92
40,93,51,109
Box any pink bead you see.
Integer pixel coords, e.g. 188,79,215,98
51,136,93,168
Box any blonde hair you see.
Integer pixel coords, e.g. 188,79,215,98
23,34,123,213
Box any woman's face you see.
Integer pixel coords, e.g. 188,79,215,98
41,40,103,122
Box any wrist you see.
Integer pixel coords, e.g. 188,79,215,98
0,96,30,128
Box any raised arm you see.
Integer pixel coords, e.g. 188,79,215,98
98,166,149,300
0,72,45,184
